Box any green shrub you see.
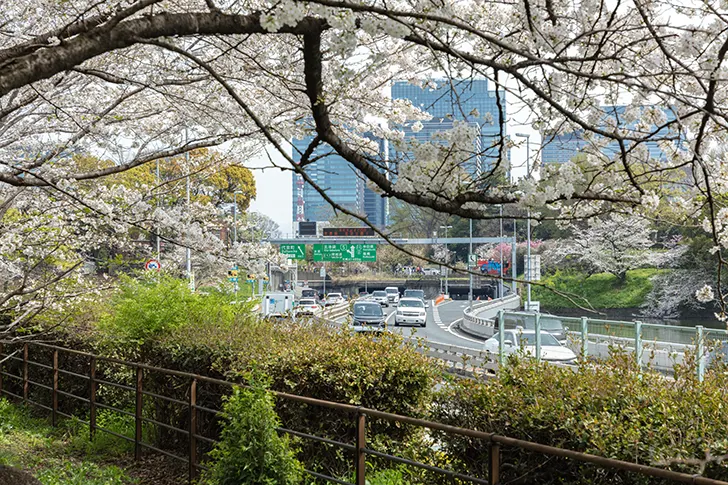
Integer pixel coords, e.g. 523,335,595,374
206,384,303,485
99,273,256,344
146,319,438,477
430,354,728,484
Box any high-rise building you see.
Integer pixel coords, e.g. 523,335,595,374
391,79,507,178
291,137,365,224
292,79,507,228
541,106,677,164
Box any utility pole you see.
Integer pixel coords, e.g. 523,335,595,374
233,190,243,245
156,159,161,260
516,133,532,310
468,218,473,310
499,204,504,298
184,128,193,291
440,225,453,297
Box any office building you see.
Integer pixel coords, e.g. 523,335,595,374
391,79,507,177
291,136,365,224
541,105,677,164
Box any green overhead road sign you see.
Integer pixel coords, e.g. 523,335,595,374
313,244,377,262
280,243,306,260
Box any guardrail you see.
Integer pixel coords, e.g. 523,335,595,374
1,341,725,485
460,294,521,339
406,339,497,378
493,310,728,381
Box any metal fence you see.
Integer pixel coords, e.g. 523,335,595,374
497,311,728,380
1,341,727,485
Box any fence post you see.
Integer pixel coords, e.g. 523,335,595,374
580,316,588,359
634,321,642,371
22,343,28,404
355,412,366,485
189,378,197,484
89,357,97,441
489,441,501,485
498,310,505,368
135,366,143,461
534,313,542,362
696,325,705,382
52,350,58,427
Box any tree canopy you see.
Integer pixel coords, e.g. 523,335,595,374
2,0,728,320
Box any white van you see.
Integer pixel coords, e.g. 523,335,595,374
384,287,400,305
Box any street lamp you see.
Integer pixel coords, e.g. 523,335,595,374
515,133,532,311
233,190,243,244
439,225,453,296
468,218,473,310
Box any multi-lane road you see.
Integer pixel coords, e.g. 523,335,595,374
355,299,487,348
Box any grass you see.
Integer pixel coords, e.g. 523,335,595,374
0,398,135,485
531,268,662,309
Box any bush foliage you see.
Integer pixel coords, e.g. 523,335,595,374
431,354,728,484
206,384,303,485
40,275,728,484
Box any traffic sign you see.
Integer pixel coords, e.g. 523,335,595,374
280,243,306,260
320,267,326,277
313,244,377,262
468,253,477,268
144,258,161,271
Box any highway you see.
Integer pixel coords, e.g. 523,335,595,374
380,300,486,348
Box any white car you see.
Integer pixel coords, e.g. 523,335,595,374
483,329,577,363
384,287,400,305
394,297,427,327
295,298,321,316
422,268,441,276
324,293,345,306
371,290,389,307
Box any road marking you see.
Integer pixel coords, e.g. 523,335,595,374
446,318,487,345
431,302,445,328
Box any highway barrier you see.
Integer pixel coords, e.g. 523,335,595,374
434,295,446,306
460,294,521,339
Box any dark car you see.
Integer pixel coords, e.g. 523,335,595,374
351,302,386,333
301,288,320,303
403,289,429,307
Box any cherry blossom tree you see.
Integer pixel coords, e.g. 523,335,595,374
542,215,655,282
3,0,728,322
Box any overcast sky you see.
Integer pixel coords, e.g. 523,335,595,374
248,143,294,236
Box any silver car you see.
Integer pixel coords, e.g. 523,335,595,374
371,290,389,307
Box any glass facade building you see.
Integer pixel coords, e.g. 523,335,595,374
541,106,677,164
291,136,365,224
391,79,507,177
291,79,507,228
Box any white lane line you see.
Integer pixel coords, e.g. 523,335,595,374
446,318,487,345
431,302,445,327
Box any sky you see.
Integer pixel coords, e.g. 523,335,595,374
247,143,294,236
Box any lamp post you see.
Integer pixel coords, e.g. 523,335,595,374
468,218,473,310
515,133,532,310
499,204,504,298
156,159,161,259
439,225,453,296
184,127,193,291
233,190,243,245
